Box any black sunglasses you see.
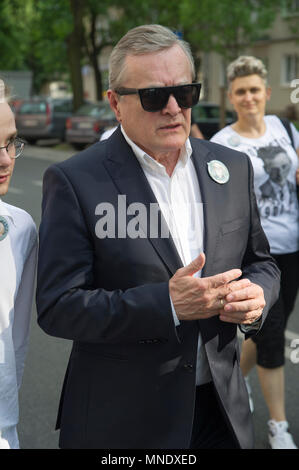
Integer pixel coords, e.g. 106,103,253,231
115,83,201,112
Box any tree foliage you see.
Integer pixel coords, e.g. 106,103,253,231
0,0,289,106
0,0,32,70
179,0,282,61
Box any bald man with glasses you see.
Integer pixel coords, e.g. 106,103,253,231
0,79,37,448
37,25,280,449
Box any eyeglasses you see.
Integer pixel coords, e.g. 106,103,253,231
0,137,26,159
115,83,201,112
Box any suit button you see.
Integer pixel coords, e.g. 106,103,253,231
183,363,194,372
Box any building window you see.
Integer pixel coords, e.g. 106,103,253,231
281,55,299,85
282,0,299,16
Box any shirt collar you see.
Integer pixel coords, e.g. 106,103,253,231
0,198,16,226
121,125,192,175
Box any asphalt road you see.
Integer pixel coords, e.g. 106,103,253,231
3,142,299,450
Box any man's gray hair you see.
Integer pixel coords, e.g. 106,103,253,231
227,56,268,89
109,24,195,90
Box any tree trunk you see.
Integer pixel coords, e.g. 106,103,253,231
88,12,103,101
90,51,103,101
67,0,84,111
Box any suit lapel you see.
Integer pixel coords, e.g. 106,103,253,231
190,139,232,344
103,128,183,275
191,140,224,278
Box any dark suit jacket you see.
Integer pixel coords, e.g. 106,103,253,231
36,127,280,449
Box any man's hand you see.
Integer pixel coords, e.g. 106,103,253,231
169,253,252,321
219,281,265,325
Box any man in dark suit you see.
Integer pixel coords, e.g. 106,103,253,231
36,24,280,449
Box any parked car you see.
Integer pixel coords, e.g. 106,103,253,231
192,101,235,139
10,99,24,115
65,101,117,150
15,97,73,144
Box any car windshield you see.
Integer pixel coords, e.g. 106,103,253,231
18,101,47,114
75,103,111,118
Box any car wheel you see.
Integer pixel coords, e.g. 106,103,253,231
26,138,37,145
72,143,86,150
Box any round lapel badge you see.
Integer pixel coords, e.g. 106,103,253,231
227,135,240,147
207,160,230,184
0,215,9,241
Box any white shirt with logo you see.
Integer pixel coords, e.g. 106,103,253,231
211,115,299,254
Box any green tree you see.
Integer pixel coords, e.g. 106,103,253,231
24,0,83,108
82,0,181,100
0,0,287,117
0,0,32,70
82,0,118,101
179,0,282,127
180,0,282,61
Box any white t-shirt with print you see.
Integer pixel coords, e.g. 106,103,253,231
211,115,299,254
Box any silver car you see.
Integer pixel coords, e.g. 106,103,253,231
65,102,117,150
15,97,73,144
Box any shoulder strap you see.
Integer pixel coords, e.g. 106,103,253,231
279,117,295,150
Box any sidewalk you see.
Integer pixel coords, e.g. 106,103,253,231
23,142,76,163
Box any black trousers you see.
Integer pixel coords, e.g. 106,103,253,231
252,251,299,368
190,382,240,449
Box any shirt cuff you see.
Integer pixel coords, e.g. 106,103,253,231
239,316,262,333
169,294,180,327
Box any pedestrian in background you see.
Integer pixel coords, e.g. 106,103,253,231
0,78,37,448
211,56,299,449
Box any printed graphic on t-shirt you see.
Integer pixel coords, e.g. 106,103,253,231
210,115,299,253
256,145,297,219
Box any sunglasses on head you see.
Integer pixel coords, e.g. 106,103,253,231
115,83,201,112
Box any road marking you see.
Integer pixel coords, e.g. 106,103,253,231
7,186,24,194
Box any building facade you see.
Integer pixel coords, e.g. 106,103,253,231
202,6,299,118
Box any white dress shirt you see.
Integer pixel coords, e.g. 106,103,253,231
0,199,37,449
121,127,212,385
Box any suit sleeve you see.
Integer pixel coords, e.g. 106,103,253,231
36,164,177,344
240,155,281,338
